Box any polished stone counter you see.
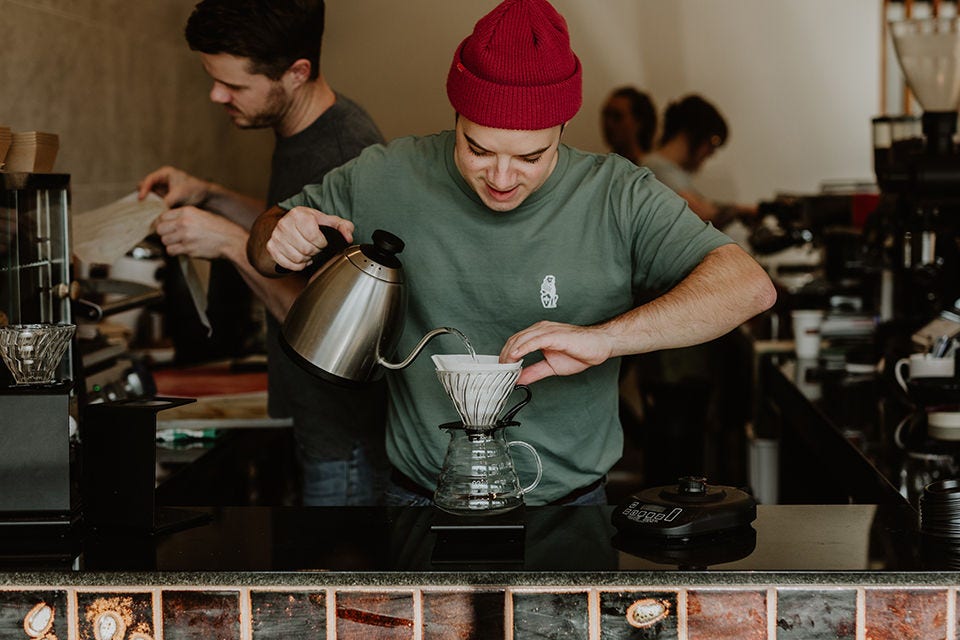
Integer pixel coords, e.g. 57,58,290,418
764,354,955,510
0,501,954,587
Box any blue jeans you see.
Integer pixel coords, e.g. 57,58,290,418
382,473,608,507
298,444,388,506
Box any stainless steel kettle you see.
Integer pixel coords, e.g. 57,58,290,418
280,227,459,385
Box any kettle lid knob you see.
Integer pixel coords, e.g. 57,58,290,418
373,229,404,255
361,229,405,268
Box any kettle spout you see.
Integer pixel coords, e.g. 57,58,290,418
378,327,470,370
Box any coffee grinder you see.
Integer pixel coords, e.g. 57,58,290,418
872,18,960,334
0,173,79,535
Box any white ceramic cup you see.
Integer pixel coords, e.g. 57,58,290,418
791,310,825,359
895,353,956,392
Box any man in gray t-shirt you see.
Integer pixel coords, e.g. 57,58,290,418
137,0,387,505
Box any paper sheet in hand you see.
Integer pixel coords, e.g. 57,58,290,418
72,192,166,265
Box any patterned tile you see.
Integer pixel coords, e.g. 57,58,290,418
77,592,155,640
776,589,856,640
0,590,67,640
161,590,241,640
251,591,325,639
512,591,589,640
336,591,414,640
422,591,504,640
864,589,947,640
600,591,677,639
687,590,766,640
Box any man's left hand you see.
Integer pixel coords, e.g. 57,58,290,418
499,321,614,385
154,206,246,260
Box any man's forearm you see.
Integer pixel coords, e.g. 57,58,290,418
221,230,305,321
203,183,267,230
600,243,776,357
247,205,288,276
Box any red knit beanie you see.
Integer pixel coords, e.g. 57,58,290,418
446,0,582,130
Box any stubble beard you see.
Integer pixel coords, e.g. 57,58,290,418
233,83,289,130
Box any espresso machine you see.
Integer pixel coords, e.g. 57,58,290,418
0,172,78,534
872,18,960,339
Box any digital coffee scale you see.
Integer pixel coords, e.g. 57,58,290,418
612,476,757,541
611,476,758,568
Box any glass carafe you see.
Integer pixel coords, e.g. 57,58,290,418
434,420,543,515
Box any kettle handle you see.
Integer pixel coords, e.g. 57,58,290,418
274,225,350,274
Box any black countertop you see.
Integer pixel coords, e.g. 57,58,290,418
2,500,958,586
8,336,960,587
770,354,960,508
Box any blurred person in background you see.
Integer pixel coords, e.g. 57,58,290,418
600,86,657,166
643,94,756,228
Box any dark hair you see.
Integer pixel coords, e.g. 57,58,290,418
610,86,657,153
659,94,728,150
185,0,325,81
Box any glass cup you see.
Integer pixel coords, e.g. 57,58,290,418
0,323,76,385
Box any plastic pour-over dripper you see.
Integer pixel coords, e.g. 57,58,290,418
433,354,522,428
891,18,960,111
0,323,75,385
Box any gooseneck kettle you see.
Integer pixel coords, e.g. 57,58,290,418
280,227,460,385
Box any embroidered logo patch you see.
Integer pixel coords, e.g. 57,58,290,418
540,275,558,309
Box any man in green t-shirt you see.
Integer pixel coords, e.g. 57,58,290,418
247,0,776,506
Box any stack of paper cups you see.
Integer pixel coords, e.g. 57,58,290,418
0,127,11,170
4,131,59,172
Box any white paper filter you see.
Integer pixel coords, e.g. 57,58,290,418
432,355,522,427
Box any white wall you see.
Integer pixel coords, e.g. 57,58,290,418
324,0,883,204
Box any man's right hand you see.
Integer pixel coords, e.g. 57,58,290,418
137,166,211,208
262,206,355,273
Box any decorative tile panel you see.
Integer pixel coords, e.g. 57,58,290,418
864,589,947,640
251,591,325,639
512,591,589,639
335,591,414,640
600,591,678,639
0,583,958,640
687,589,766,640
422,591,505,640
161,590,241,640
775,589,856,640
0,591,67,640
77,592,155,640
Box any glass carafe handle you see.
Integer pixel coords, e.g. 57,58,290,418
507,440,542,495
500,385,532,424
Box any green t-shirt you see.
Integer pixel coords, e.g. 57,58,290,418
281,130,731,504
